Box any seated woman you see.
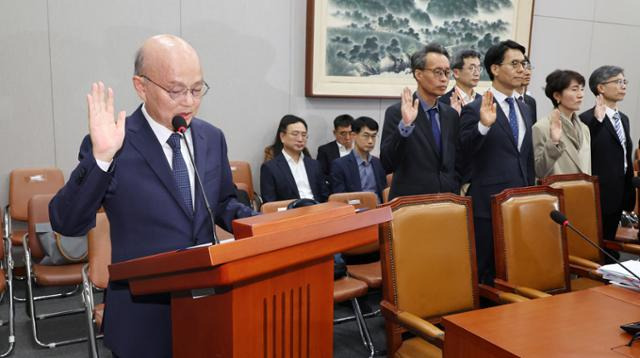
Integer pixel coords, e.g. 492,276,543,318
533,70,591,178
260,115,328,203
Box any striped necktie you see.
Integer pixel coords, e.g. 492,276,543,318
612,112,627,173
167,133,193,212
505,97,519,145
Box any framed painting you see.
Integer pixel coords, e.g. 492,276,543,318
305,0,535,98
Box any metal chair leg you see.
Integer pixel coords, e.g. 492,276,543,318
0,233,16,357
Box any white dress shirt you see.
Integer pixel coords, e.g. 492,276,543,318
282,150,315,200
337,142,352,157
478,87,526,150
96,104,196,209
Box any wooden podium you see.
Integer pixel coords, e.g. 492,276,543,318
109,202,391,357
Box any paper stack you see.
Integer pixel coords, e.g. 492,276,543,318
596,260,640,291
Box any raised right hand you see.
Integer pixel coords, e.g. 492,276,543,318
87,82,126,162
479,91,497,127
594,94,606,121
400,87,419,126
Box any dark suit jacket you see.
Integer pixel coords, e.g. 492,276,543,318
330,150,386,201
49,106,254,357
439,87,481,106
518,93,537,124
381,93,460,200
260,153,328,203
317,140,340,177
459,95,535,219
579,107,635,215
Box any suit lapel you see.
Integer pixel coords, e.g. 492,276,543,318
493,98,518,149
126,108,193,219
414,93,441,159
347,153,363,191
437,103,450,162
276,155,300,198
190,120,208,221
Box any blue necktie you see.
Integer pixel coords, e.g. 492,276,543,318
167,133,193,212
505,97,519,145
427,107,441,154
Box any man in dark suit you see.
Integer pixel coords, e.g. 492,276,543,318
316,114,354,178
330,116,386,202
459,40,535,284
49,35,255,357
515,55,537,124
261,116,328,203
580,65,635,258
381,43,460,200
439,49,482,109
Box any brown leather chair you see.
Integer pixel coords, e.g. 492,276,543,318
5,168,64,246
492,186,573,298
24,194,87,348
541,174,609,290
379,194,526,357
0,208,15,357
260,199,295,214
229,160,262,209
83,212,110,358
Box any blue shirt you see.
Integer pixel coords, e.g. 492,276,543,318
352,150,378,196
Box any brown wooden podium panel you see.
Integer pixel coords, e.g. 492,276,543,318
442,286,640,357
108,203,392,357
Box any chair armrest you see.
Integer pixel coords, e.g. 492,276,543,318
568,255,601,270
494,279,551,299
605,240,640,256
479,283,529,304
396,311,445,343
570,264,605,282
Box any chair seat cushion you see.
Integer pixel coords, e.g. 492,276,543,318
94,303,105,330
33,263,84,286
571,277,605,291
347,261,382,288
395,337,441,358
333,276,367,303
11,229,26,245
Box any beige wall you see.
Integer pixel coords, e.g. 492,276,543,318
1,0,639,204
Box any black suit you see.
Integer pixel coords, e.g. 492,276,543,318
579,107,635,244
381,93,460,200
260,153,328,203
517,93,537,124
316,140,341,178
459,94,535,283
439,87,481,106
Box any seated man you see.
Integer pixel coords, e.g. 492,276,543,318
261,115,328,203
330,116,386,202
316,114,354,177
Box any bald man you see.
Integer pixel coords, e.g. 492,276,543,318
49,35,254,357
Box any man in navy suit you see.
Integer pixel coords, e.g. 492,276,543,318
381,43,461,201
330,116,386,202
49,35,255,357
459,40,535,284
439,49,482,109
580,66,635,259
260,115,328,203
316,114,354,178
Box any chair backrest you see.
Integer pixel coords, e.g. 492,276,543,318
27,193,56,260
9,168,64,220
380,194,478,321
329,192,378,255
88,212,111,289
382,187,390,203
229,161,254,201
260,199,295,214
540,174,603,264
492,186,570,294
328,192,377,211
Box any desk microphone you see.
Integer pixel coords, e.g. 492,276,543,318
549,210,640,283
172,116,220,245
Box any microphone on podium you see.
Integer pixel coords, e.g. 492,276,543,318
172,116,220,245
549,210,640,283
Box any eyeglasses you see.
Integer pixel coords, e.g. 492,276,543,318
423,68,452,78
498,60,531,70
140,75,210,101
602,79,628,87
464,65,484,74
286,131,308,139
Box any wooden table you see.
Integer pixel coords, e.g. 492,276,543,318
442,285,640,357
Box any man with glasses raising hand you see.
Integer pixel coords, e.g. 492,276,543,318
440,49,483,109
459,40,535,285
580,66,635,258
49,34,255,357
381,43,461,201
